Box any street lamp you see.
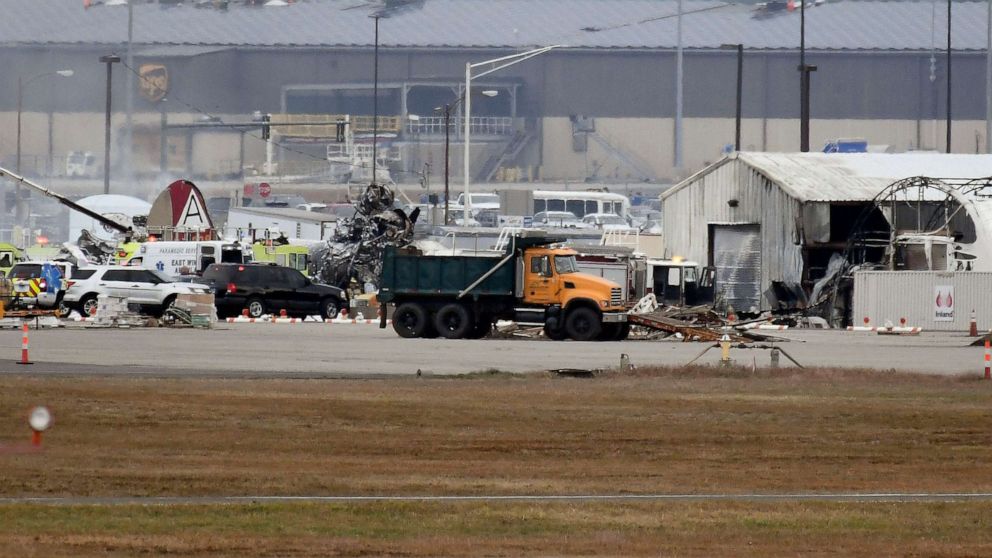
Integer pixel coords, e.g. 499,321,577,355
435,90,497,225
798,1,817,152
720,44,744,152
15,69,73,222
99,54,122,195
463,45,561,224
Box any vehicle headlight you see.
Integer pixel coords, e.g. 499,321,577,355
601,300,609,308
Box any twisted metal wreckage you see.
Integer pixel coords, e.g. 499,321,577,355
810,175,992,326
310,183,419,291
1,167,419,293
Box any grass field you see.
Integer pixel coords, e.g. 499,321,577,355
2,366,992,555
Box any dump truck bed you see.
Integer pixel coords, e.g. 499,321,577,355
378,246,516,303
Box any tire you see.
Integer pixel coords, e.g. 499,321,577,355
598,322,621,341
321,298,340,320
565,307,602,342
79,294,99,317
56,298,70,318
543,323,568,341
246,296,266,318
392,302,429,338
598,322,631,341
614,322,631,341
158,295,177,318
434,303,473,339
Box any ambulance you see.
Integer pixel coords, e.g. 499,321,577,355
116,240,249,278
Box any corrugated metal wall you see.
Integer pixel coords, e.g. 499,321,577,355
661,158,804,310
853,271,992,331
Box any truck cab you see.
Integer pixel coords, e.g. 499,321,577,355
0,243,24,276
519,245,627,340
647,258,715,307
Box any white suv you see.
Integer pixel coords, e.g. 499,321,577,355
64,266,212,317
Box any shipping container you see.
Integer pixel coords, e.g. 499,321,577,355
852,271,992,331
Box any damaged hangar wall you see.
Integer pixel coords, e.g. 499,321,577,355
662,157,804,311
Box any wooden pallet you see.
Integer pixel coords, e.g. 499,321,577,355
627,312,741,342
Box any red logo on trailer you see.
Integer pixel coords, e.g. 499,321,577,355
259,182,271,199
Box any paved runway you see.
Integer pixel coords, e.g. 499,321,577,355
0,323,984,376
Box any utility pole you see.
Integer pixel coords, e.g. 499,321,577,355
371,15,380,185
986,0,991,153
946,0,953,154
799,0,816,152
443,103,451,225
99,54,121,195
124,0,134,190
674,0,684,168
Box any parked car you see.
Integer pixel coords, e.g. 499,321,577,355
533,211,586,228
63,265,212,317
200,263,346,319
582,213,635,231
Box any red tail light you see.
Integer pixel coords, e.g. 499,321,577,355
37,280,46,290
66,281,76,288
226,283,237,294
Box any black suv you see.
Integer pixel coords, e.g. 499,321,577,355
201,263,346,319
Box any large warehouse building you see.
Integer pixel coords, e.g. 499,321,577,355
1,0,991,185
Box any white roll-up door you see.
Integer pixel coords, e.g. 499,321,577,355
712,225,762,312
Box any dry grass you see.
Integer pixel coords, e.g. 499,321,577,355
3,501,992,557
1,367,992,555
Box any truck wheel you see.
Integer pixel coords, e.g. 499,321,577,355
393,303,429,338
543,323,568,341
565,307,602,342
598,322,631,341
598,323,621,341
246,297,266,318
614,322,631,341
434,303,473,339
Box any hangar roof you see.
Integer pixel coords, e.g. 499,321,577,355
1,0,988,52
665,152,992,203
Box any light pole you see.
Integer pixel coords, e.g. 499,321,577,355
463,45,561,224
721,44,744,152
946,0,952,153
798,0,816,152
100,54,121,195
370,14,381,185
15,69,73,222
435,90,497,225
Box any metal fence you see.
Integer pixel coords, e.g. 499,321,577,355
406,116,515,136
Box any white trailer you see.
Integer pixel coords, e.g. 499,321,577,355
225,207,338,241
853,271,992,331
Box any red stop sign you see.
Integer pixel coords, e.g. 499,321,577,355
259,182,271,198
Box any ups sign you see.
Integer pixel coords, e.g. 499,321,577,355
138,63,168,103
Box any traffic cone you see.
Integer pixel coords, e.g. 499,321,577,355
17,323,32,365
970,310,978,337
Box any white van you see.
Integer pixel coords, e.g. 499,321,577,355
120,241,248,277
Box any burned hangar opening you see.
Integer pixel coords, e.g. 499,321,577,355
661,152,992,317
